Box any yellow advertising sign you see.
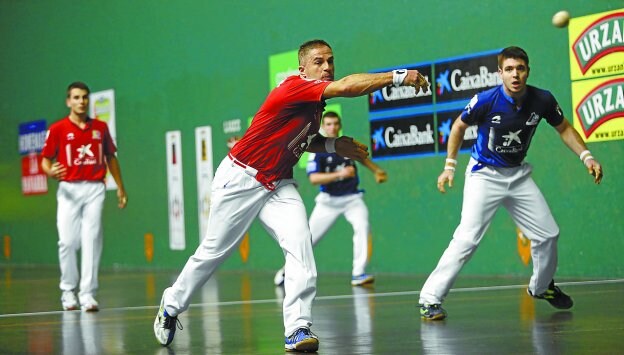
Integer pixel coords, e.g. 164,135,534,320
571,76,624,142
569,9,624,81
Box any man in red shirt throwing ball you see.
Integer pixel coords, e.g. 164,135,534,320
42,81,128,312
153,39,429,352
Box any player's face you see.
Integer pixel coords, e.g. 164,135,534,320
299,45,334,81
322,117,341,138
499,57,529,98
66,88,89,116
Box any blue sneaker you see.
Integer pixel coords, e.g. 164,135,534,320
419,303,447,320
284,327,319,352
153,292,182,346
351,273,375,286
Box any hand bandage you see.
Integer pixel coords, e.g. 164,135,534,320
392,69,408,87
579,150,593,164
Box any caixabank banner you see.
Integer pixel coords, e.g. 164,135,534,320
370,114,435,159
369,50,499,159
569,9,624,142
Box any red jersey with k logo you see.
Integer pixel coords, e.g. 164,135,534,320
42,117,117,182
230,75,331,186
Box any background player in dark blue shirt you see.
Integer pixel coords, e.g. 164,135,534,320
274,111,387,287
418,46,603,320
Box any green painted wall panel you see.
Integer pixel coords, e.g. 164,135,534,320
1,0,622,278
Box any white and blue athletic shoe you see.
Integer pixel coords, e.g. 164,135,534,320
284,327,319,352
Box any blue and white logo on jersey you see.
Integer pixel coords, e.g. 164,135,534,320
465,95,478,115
502,130,522,146
525,112,540,125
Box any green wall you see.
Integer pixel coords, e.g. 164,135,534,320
1,0,622,278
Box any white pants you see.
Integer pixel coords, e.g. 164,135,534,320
308,192,370,276
419,158,559,304
57,181,105,298
164,157,317,336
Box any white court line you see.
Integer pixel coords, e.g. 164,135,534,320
1,278,623,319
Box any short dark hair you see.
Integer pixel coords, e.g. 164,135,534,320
67,81,90,97
498,46,529,68
322,111,341,124
298,39,332,65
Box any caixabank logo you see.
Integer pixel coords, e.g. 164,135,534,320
370,114,435,158
574,77,624,140
434,52,501,104
368,64,433,112
572,11,624,76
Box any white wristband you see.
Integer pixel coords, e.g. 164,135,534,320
444,166,456,172
445,158,457,165
325,137,337,153
583,155,594,164
579,150,591,161
392,69,408,87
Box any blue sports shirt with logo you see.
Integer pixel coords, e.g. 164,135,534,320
461,85,565,167
306,152,361,196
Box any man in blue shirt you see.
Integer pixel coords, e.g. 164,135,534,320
274,111,387,287
419,46,603,320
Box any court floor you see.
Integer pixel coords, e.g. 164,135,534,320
0,267,623,354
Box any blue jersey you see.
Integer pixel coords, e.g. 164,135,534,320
461,85,564,167
306,152,360,196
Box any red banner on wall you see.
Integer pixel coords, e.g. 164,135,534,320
21,153,47,195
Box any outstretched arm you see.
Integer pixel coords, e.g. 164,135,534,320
437,117,468,193
554,119,603,184
322,70,429,99
360,157,387,183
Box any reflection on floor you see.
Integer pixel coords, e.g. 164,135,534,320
1,267,623,354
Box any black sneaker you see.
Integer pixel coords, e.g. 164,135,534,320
419,303,447,320
528,280,573,309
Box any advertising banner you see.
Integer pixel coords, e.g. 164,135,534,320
166,130,186,250
89,89,119,190
195,126,214,244
568,9,624,142
369,49,500,160
569,9,624,81
571,76,624,142
370,114,435,159
18,120,47,195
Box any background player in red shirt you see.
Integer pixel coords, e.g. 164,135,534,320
153,39,429,352
42,82,128,312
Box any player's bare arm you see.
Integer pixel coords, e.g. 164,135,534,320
438,117,468,193
360,157,388,184
309,166,356,185
41,157,67,180
307,135,369,162
106,155,128,208
554,119,603,184
322,70,429,99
